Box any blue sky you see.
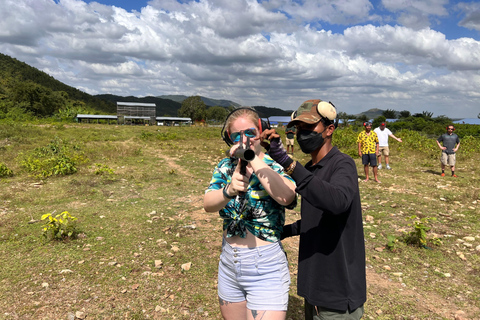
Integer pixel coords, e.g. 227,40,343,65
84,0,150,12
2,0,480,118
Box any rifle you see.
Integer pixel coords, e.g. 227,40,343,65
232,132,255,196
233,133,255,175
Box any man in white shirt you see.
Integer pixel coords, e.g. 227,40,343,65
374,122,402,169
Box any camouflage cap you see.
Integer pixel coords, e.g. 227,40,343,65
287,99,337,127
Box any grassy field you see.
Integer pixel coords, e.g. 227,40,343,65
0,123,479,320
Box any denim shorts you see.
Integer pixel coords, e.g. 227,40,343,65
218,238,290,311
362,153,377,166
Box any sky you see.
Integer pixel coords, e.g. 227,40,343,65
1,0,480,118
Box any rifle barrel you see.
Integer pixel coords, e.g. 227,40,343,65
234,148,255,162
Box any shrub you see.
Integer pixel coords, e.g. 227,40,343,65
333,126,358,158
94,163,115,175
0,163,13,177
20,136,82,178
41,211,79,241
457,135,480,156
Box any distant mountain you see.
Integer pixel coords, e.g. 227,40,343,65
356,108,385,119
158,95,240,108
94,94,181,117
157,95,187,103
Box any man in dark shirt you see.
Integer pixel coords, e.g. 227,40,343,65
436,125,460,177
261,99,366,320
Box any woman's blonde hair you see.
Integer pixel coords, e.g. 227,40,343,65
225,107,260,133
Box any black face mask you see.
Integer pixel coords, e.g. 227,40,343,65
297,129,326,154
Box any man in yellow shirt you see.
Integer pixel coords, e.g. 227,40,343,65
357,122,380,183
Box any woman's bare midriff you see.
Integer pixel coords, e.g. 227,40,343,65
224,229,272,248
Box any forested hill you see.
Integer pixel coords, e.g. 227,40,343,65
158,95,240,108
0,53,115,114
252,106,292,118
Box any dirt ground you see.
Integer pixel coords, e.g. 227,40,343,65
161,149,478,320
188,196,477,320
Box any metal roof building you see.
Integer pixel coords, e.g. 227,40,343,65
116,102,156,125
76,114,118,124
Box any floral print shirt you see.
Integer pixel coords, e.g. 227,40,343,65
206,154,296,242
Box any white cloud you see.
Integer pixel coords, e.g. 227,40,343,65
0,0,479,117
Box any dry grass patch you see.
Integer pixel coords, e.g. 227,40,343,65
0,124,479,319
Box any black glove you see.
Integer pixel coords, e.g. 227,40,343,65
268,138,293,169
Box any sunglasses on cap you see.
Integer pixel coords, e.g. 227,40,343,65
229,128,257,143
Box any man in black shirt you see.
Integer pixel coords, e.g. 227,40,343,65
436,125,460,177
262,99,366,320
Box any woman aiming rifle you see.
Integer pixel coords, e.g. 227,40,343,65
204,107,297,320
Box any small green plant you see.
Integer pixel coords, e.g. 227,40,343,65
0,163,13,177
139,131,154,140
386,234,398,251
94,163,115,175
41,211,79,241
156,132,178,140
403,215,438,248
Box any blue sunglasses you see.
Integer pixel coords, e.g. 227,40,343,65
229,128,257,143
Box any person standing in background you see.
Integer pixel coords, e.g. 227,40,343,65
374,122,402,170
357,122,380,183
436,125,460,177
285,125,296,155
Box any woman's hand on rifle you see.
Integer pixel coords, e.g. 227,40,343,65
228,158,250,196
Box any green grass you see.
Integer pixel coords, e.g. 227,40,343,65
0,123,479,319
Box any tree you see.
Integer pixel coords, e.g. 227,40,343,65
399,110,411,118
337,111,356,127
12,80,66,117
413,111,433,119
337,112,348,127
206,106,229,123
356,114,369,126
382,109,397,119
178,96,206,121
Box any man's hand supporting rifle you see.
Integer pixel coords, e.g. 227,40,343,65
261,129,295,172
